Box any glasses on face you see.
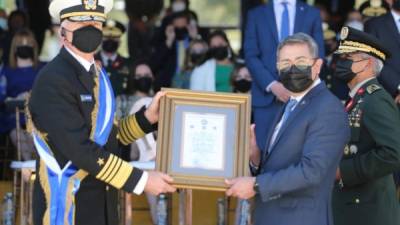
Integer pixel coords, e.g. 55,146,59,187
277,57,316,72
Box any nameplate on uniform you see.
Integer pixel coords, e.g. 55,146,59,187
80,94,93,102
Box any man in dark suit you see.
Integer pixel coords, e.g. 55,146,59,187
29,1,176,225
332,26,400,225
244,0,325,151
226,33,349,225
365,0,400,102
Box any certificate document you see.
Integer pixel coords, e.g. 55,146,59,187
180,112,226,171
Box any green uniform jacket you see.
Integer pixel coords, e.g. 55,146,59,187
95,52,131,96
333,78,400,225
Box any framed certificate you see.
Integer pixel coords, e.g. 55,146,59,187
156,88,251,191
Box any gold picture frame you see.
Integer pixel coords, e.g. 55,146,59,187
156,88,251,191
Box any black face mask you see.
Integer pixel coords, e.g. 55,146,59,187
175,27,188,40
209,46,229,61
333,58,368,83
135,77,153,93
102,39,119,53
190,52,206,65
68,26,103,53
234,79,252,93
393,0,400,11
279,65,314,93
15,46,34,59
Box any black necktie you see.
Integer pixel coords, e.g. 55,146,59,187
107,59,113,68
89,64,96,77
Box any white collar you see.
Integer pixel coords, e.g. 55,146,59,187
65,47,95,72
349,77,375,98
291,78,321,102
274,0,296,6
100,51,118,64
391,9,400,22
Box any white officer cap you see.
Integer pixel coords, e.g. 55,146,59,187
49,0,113,23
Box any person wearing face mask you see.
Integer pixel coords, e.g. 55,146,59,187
115,60,155,120
95,19,130,96
224,33,349,225
1,10,29,65
151,11,200,91
190,30,235,92
332,26,400,225
28,1,176,225
172,39,208,89
232,63,253,94
1,28,44,160
319,22,350,101
365,0,400,105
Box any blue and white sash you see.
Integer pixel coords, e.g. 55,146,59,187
30,66,115,225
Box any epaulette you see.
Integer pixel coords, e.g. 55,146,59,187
366,84,381,94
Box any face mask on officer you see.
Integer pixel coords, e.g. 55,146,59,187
62,25,103,53
102,39,119,53
333,55,370,83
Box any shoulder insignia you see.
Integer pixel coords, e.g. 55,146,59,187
366,84,381,94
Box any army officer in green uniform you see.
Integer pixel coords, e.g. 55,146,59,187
332,26,400,225
95,19,130,95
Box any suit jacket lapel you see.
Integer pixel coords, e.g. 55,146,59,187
262,104,285,158
294,1,306,33
266,83,326,158
60,48,94,93
265,4,279,44
385,13,400,47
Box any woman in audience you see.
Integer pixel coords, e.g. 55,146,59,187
2,28,43,160
115,60,154,120
231,62,252,94
190,30,235,92
172,39,208,89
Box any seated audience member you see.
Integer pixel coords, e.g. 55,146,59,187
172,39,208,89
232,61,252,94
151,11,200,91
2,28,44,160
190,30,235,93
115,60,154,120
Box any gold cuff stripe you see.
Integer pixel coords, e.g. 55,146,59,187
117,121,129,146
340,41,386,60
119,118,134,145
108,161,134,189
60,12,106,19
100,157,120,182
129,116,145,139
123,117,137,140
105,158,123,183
96,154,117,181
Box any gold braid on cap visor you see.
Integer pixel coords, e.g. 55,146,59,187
337,40,386,60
